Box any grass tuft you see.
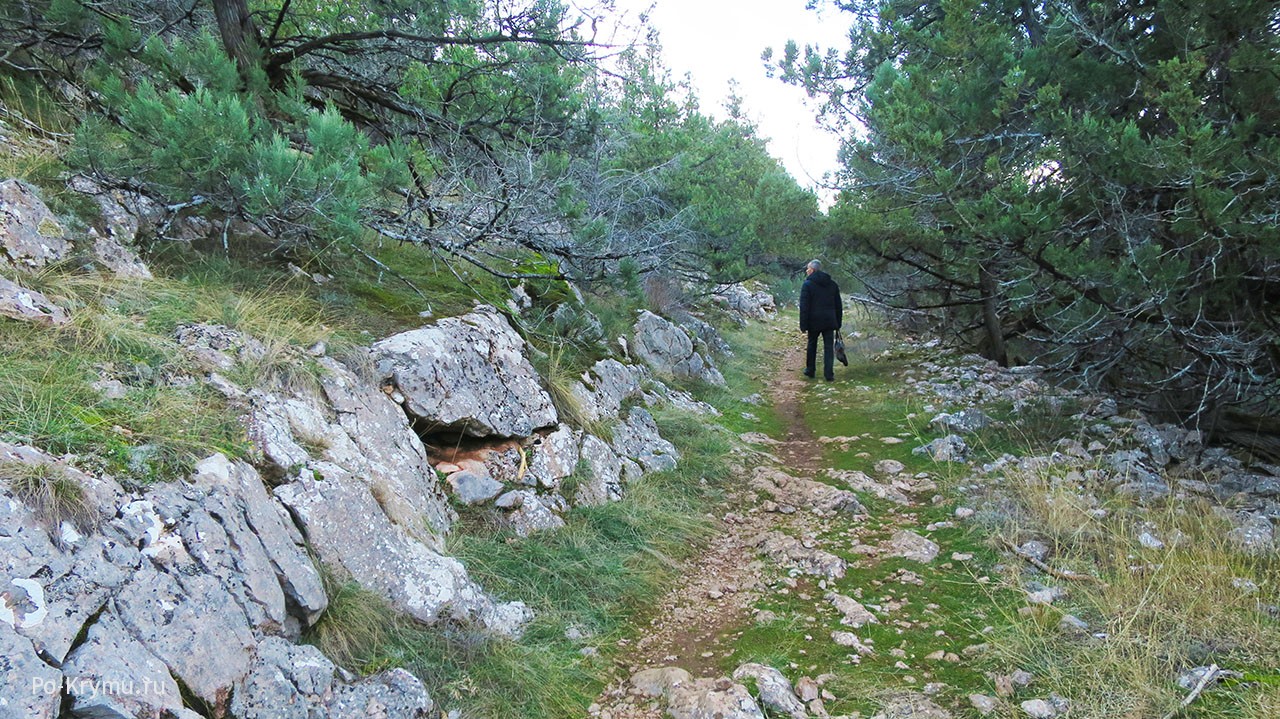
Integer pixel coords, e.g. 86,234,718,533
1,460,99,531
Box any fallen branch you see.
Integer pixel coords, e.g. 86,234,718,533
1001,539,1109,586
1162,664,1219,719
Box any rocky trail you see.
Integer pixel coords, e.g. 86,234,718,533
589,319,1280,719
591,328,971,719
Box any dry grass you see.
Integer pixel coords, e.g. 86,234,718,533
1,460,99,531
982,459,1280,717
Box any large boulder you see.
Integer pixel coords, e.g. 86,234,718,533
373,307,559,438
188,455,328,628
112,563,258,710
1,623,63,719
274,464,531,636
246,356,454,543
631,311,725,386
61,612,196,719
0,179,70,269
0,444,134,663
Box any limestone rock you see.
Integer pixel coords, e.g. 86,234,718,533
712,283,776,321
0,276,69,325
732,664,807,719
829,469,911,505
189,454,328,627
634,668,768,719
175,323,268,372
232,638,336,719
448,469,505,505
0,446,135,663
113,564,257,708
750,467,864,516
930,409,992,435
274,464,530,636
373,307,558,438
246,356,454,542
326,668,436,718
90,230,153,279
914,434,969,462
233,637,435,719
872,693,953,719
611,407,679,473
677,312,734,356
631,310,726,386
575,434,624,506
1227,513,1275,554
632,666,695,698
874,459,906,476
570,359,643,423
526,424,581,490
885,530,940,563
827,593,878,628
0,623,62,719
0,179,69,269
1020,699,1057,718
969,694,999,715
61,612,188,719
494,490,566,537
67,175,164,247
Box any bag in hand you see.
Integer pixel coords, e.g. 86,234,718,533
834,330,849,366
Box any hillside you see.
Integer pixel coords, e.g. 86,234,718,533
2,0,1279,717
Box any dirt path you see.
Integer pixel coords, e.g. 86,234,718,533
590,338,831,716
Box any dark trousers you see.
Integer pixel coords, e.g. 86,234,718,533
805,329,835,380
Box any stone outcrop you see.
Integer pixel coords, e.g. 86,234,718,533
631,310,726,386
712,282,777,322
373,306,559,438
0,275,69,325
0,442,418,717
232,638,434,719
0,179,69,269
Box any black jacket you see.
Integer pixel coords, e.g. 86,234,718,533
799,270,842,332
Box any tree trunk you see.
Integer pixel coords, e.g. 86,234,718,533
212,0,261,79
978,265,1008,366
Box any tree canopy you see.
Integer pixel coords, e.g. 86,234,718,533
776,0,1280,447
1,0,819,284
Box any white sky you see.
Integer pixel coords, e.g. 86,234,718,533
605,0,851,203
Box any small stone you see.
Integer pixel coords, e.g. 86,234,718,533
1020,699,1056,718
1018,540,1050,562
1138,531,1165,550
1058,615,1089,634
875,459,906,475
970,694,999,715
1232,578,1259,594
954,507,975,519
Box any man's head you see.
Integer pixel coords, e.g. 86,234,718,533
806,259,821,276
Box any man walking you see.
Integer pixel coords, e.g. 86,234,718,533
799,259,842,381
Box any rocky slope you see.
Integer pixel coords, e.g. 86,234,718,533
0,176,764,718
